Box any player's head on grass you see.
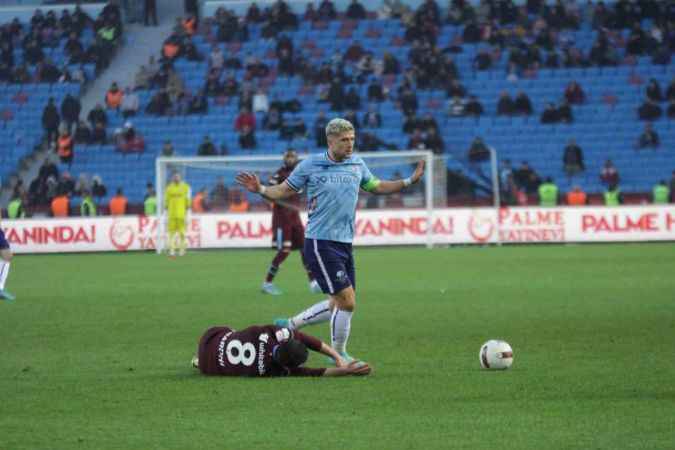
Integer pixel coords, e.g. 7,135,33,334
326,118,355,161
272,339,309,368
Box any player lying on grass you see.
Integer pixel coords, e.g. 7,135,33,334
193,323,371,377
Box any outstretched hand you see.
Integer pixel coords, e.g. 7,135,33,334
410,160,426,184
345,361,371,376
235,172,261,194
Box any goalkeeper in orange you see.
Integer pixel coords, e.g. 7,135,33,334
164,172,191,257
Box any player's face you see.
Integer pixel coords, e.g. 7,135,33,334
284,152,298,168
328,131,356,161
172,173,181,183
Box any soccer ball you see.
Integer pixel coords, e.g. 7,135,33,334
479,340,514,370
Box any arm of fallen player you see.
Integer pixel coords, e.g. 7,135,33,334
318,342,348,367
323,361,372,377
370,160,426,195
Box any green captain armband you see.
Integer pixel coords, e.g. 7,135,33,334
361,177,381,192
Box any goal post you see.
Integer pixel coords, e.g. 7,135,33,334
155,150,435,253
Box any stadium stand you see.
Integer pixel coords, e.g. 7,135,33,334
0,2,122,209
9,0,675,210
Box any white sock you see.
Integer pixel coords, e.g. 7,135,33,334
289,300,331,330
330,309,353,354
0,261,10,290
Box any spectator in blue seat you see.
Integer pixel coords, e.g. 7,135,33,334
198,136,217,156
514,161,541,194
74,120,91,144
399,84,418,116
637,123,659,149
447,96,466,117
600,160,619,187
408,128,425,149
264,105,282,130
513,91,532,116
540,102,559,124
666,78,675,101
382,52,400,75
346,0,367,20
667,100,675,119
564,81,585,105
562,139,584,178
121,87,139,118
497,92,515,116
313,111,328,147
328,79,344,111
64,32,84,64
42,98,60,144
89,122,108,145
246,3,263,23
24,38,44,65
318,0,337,20
638,98,662,121
557,100,573,123
465,96,484,117
87,104,108,129
38,60,62,83
473,50,492,70
204,70,224,97
446,79,466,98
402,113,421,133
60,94,80,132
146,89,172,116
239,125,257,149
344,111,360,129
11,64,30,84
424,127,444,154
363,106,382,128
344,87,361,110
188,89,208,114
646,78,663,102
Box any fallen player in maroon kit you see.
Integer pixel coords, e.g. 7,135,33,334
193,324,371,377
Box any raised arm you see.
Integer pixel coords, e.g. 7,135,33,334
370,160,426,195
235,172,297,201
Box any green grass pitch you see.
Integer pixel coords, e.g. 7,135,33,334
1,243,674,450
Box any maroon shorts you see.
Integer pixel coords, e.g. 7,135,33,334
197,326,232,375
272,216,305,250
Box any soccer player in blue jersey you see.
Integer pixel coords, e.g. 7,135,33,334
0,218,15,302
236,118,425,362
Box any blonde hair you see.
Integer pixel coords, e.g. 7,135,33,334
325,118,355,138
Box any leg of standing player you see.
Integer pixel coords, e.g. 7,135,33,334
178,218,187,256
168,219,177,257
296,226,322,294
262,226,290,295
276,239,358,362
0,230,15,301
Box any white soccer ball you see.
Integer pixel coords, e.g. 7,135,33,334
479,340,514,370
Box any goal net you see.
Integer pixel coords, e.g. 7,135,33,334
155,150,435,253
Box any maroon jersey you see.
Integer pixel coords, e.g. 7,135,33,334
269,165,302,223
197,325,326,377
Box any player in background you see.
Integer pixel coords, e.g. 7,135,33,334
193,323,371,377
0,216,15,302
164,172,191,257
236,118,425,362
262,149,322,296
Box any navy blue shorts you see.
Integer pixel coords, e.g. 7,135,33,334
304,238,355,295
0,230,9,250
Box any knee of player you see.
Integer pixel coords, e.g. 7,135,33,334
335,296,356,312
